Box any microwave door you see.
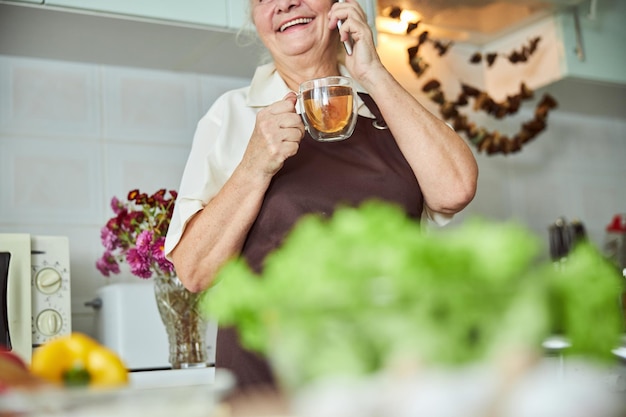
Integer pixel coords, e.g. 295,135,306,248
0,252,10,350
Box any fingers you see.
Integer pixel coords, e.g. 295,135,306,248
329,1,375,57
283,91,297,104
244,96,305,176
329,0,367,33
329,0,382,81
269,92,298,116
266,95,305,139
275,94,306,140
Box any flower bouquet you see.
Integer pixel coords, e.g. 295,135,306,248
96,189,208,369
96,189,177,279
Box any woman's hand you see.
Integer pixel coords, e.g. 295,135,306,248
330,1,478,216
329,0,385,83
242,92,304,178
172,94,305,292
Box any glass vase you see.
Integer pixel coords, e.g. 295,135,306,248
153,275,208,369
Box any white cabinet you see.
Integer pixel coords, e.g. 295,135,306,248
556,1,626,85
44,0,228,28
38,0,375,34
228,0,250,31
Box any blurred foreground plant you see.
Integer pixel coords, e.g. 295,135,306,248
201,201,624,388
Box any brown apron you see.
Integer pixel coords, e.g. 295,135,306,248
215,93,424,390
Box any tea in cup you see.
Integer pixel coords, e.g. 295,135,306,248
298,76,358,142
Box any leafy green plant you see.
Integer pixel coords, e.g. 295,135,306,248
201,201,623,388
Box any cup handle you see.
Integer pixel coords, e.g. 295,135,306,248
295,92,309,132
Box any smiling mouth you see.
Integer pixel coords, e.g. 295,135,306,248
279,17,313,32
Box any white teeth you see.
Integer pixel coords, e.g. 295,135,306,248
280,18,313,32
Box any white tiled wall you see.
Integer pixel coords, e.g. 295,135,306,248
0,55,250,337
452,109,626,250
101,66,200,144
0,58,101,138
0,54,625,339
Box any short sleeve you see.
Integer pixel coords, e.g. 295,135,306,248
164,88,253,259
422,205,454,227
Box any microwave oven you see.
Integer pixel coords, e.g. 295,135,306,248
0,234,72,364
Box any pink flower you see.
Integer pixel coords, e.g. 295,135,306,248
96,251,121,276
136,230,154,255
153,236,174,274
126,247,152,279
100,226,119,251
96,189,178,280
110,196,125,215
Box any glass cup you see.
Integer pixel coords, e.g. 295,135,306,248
298,76,358,142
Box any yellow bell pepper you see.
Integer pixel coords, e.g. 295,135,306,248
30,332,128,388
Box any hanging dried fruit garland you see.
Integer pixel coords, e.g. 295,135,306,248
469,36,541,67
422,80,558,155
406,26,558,155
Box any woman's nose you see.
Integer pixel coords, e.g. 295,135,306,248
276,0,300,12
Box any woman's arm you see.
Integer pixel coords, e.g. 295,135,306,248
170,166,269,293
171,93,304,292
361,72,478,215
331,1,478,215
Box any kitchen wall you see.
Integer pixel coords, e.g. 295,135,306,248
0,54,250,336
374,14,626,247
1,27,625,338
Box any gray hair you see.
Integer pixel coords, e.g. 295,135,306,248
235,2,272,64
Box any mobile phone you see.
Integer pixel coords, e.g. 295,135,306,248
336,0,353,55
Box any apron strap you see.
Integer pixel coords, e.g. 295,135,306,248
358,92,388,130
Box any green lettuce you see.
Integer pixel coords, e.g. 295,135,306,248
200,201,624,388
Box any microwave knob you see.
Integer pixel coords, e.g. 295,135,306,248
35,267,63,294
36,309,63,336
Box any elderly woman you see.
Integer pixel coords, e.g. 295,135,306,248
165,0,478,389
